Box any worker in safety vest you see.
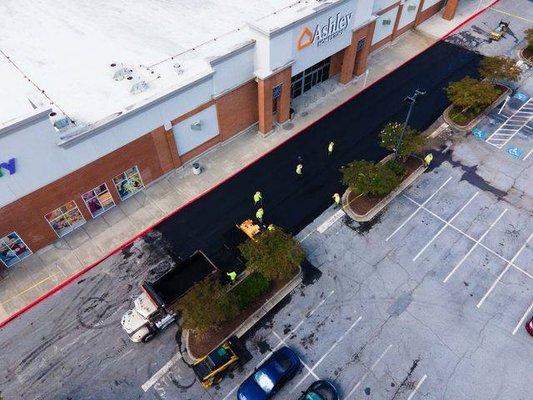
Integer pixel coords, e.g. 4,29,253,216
333,193,340,206
227,271,237,283
327,141,335,156
256,208,264,223
253,191,262,205
296,164,303,175
267,224,275,231
424,153,433,166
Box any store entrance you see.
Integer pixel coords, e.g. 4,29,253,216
290,57,331,99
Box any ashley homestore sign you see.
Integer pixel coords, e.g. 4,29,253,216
298,12,353,50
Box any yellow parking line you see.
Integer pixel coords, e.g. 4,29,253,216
0,275,55,306
490,8,533,23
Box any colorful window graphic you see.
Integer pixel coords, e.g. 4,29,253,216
82,183,115,218
113,166,144,201
0,232,32,268
45,200,86,238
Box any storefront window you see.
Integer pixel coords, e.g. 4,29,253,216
0,232,32,268
82,183,115,218
113,166,144,200
45,200,86,238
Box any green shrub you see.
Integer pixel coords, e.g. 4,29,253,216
341,160,400,197
232,272,271,310
177,277,238,335
239,226,304,281
379,122,425,159
386,159,407,178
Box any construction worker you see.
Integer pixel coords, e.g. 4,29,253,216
327,141,335,156
227,271,237,283
333,193,340,206
256,207,264,223
267,224,275,231
253,191,262,205
424,153,433,167
296,164,303,175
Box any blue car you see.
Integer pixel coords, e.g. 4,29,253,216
237,346,302,400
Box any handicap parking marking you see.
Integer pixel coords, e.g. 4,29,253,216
471,127,488,140
507,146,525,159
513,92,530,102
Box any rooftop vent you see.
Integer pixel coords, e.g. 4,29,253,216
49,113,73,131
130,80,149,95
173,64,184,76
111,63,133,81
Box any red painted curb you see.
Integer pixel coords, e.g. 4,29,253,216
0,0,500,330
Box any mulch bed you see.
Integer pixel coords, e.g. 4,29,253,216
188,276,290,358
522,48,533,63
346,156,423,215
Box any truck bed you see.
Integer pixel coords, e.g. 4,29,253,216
142,250,217,308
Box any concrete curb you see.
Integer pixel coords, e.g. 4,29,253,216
518,48,532,66
443,86,512,132
342,162,427,223
182,267,303,362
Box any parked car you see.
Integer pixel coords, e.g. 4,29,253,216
526,316,533,336
237,347,301,400
297,380,339,400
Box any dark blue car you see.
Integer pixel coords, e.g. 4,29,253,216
237,346,302,400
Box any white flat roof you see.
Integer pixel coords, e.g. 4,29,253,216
0,0,298,127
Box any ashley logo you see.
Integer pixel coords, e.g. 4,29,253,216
297,12,353,50
0,158,16,177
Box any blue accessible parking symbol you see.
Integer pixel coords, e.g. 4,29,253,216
513,92,529,102
472,127,487,140
507,146,524,159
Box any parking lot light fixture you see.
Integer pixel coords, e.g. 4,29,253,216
395,89,425,159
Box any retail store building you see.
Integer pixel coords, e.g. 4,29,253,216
0,0,451,269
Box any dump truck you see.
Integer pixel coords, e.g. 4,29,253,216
121,250,218,343
121,220,262,343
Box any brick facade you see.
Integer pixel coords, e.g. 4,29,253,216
257,67,292,134
0,129,170,250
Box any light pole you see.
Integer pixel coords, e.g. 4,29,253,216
395,89,425,159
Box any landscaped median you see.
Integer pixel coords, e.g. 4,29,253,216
443,55,520,131
179,226,304,360
341,122,427,222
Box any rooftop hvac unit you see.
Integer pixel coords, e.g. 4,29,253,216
382,19,392,26
49,112,73,131
130,80,149,94
112,64,133,81
407,4,417,11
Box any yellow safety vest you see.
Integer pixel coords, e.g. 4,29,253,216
328,142,335,154
296,164,303,175
253,191,262,204
256,208,264,220
333,193,340,204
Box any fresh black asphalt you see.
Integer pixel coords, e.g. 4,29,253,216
0,41,483,400
156,41,482,272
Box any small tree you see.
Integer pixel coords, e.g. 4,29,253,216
379,122,425,160
341,160,400,197
479,56,521,82
239,226,304,281
446,76,500,114
525,28,533,51
176,277,237,335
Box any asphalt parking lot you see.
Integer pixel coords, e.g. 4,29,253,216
140,141,532,400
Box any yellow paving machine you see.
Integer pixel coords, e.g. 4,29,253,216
489,20,509,41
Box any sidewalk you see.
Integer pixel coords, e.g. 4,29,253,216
0,1,497,322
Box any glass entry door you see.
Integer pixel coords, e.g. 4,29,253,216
291,57,331,99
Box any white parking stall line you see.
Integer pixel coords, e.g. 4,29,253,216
486,99,533,147
343,344,393,400
141,352,182,392
386,177,452,242
524,149,533,161
291,316,363,391
477,233,532,309
512,302,533,335
412,192,479,261
272,331,319,379
221,291,334,400
406,374,428,400
443,208,508,283
317,209,345,233
403,195,531,280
